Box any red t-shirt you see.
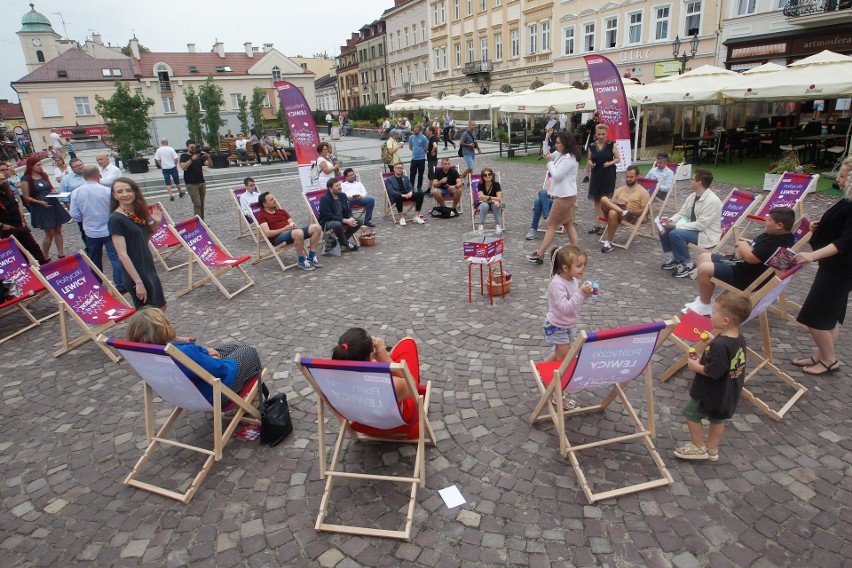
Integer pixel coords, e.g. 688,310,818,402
255,208,291,231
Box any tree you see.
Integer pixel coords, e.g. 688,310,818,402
198,75,226,149
250,87,266,133
276,106,290,141
237,94,250,135
95,80,154,158
120,41,150,57
183,85,203,145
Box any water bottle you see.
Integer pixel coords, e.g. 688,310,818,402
820,126,828,137
592,280,599,299
688,348,698,360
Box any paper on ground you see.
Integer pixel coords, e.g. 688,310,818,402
439,485,466,508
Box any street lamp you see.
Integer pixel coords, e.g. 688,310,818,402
672,34,699,75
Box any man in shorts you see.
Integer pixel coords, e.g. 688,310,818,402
430,158,463,211
154,139,183,200
459,120,481,180
255,191,323,271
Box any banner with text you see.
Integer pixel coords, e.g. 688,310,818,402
274,81,321,192
756,173,813,216
584,55,632,172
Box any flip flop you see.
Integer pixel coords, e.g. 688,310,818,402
791,356,818,368
802,360,839,376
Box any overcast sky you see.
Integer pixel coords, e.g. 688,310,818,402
1,0,396,102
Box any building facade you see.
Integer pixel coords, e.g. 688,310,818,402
358,20,390,106
315,74,340,112
384,0,432,101
336,34,361,112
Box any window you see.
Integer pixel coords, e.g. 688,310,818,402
441,1,446,23
542,21,551,52
442,46,447,69
467,0,472,15
495,33,503,60
103,68,122,77
433,2,439,25
511,30,519,57
604,17,618,49
528,24,538,55
405,27,410,48
262,93,271,108
392,68,397,86
481,38,488,61
468,40,474,62
380,68,385,81
40,98,60,117
414,64,420,83
380,43,385,55
162,96,175,113
363,93,370,105
735,0,756,15
563,26,575,56
390,34,395,52
36,50,44,62
454,0,460,19
373,69,377,82
422,21,427,42
435,49,441,70
272,66,281,81
230,94,240,110
481,0,486,10
583,23,595,52
627,12,642,44
112,68,122,76
371,45,376,58
495,0,502,5
412,24,417,43
653,6,670,40
684,1,701,36
456,43,462,67
73,96,92,116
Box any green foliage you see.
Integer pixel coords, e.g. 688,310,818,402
183,85,203,145
312,110,327,126
198,75,226,149
94,80,154,158
276,106,290,140
346,104,387,123
237,94,250,135
250,87,266,134
119,42,150,57
495,128,509,144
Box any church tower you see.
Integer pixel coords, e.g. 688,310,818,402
17,3,61,72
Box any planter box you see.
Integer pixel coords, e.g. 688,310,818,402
126,158,149,174
763,173,783,192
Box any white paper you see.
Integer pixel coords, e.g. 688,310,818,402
545,118,557,130
438,485,466,509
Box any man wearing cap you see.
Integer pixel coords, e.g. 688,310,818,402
646,152,675,201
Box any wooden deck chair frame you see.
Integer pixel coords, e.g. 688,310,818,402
28,252,135,362
303,188,360,246
100,337,263,504
647,163,683,222
251,212,299,273
0,236,59,344
380,171,418,223
230,187,259,243
171,216,254,299
598,177,662,250
334,175,367,223
735,172,818,242
148,203,188,272
468,171,506,231
661,267,808,421
295,354,436,540
529,320,678,503
688,188,761,255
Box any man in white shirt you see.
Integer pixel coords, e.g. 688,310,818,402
234,133,249,166
340,168,376,227
238,177,261,220
50,131,66,159
153,139,183,201
96,152,122,188
325,113,333,136
646,151,675,202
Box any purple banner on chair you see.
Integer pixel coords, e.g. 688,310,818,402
756,174,811,217
0,238,42,295
470,174,481,204
175,218,237,267
40,254,134,325
148,206,178,251
720,190,756,235
305,190,323,219
567,329,660,393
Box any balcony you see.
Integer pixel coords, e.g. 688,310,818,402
158,80,172,93
784,0,852,26
463,60,492,76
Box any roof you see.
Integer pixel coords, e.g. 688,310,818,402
315,74,338,90
12,49,139,84
19,4,56,34
138,51,312,78
0,100,25,120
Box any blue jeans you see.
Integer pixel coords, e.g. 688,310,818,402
530,189,551,229
478,202,502,224
85,235,124,289
659,228,698,263
348,195,376,223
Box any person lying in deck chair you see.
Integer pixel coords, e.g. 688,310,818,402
255,191,323,271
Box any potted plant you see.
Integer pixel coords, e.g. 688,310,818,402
764,151,800,191
95,80,154,174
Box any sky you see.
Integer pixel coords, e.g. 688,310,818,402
0,0,397,102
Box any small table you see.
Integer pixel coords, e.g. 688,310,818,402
793,134,845,164
464,232,506,305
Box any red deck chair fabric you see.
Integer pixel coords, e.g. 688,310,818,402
173,217,251,269
0,237,57,343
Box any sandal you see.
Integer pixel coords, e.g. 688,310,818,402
551,395,581,410
674,443,710,461
801,360,839,376
587,226,604,235
791,356,818,368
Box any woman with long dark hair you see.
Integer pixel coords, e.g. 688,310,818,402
526,130,581,265
20,155,70,260
108,177,165,309
0,173,47,263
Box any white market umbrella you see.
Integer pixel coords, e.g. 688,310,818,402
741,62,786,75
385,99,409,112
637,65,740,106
499,82,581,114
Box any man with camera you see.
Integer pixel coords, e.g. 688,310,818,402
179,139,212,219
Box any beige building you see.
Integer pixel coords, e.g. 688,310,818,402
384,0,432,101
358,20,390,106
337,34,361,113
290,56,336,78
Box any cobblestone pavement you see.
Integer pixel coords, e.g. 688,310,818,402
1,156,849,568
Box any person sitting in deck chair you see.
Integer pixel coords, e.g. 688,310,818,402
255,191,323,271
318,178,362,253
600,165,649,253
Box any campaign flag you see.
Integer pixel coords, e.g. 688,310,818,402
584,55,632,171
755,173,812,216
274,81,321,192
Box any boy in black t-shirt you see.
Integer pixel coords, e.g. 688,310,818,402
675,292,751,462
684,207,795,316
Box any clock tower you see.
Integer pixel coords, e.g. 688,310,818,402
17,3,61,72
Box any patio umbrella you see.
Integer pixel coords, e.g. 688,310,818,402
721,50,852,102
741,62,785,75
385,99,409,112
636,65,740,106
498,82,582,114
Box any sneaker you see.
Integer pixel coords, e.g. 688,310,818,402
412,215,425,225
661,258,680,270
178,191,185,198
308,256,322,268
674,261,697,278
674,443,711,461
495,225,502,235
526,251,544,264
364,221,376,227
298,259,315,271
525,229,538,240
682,298,712,316
170,196,175,201
399,218,407,226
601,242,613,253
346,243,359,252
707,448,719,462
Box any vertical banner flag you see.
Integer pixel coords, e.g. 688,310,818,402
274,81,321,192
583,55,632,171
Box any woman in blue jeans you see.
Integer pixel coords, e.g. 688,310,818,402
526,182,552,240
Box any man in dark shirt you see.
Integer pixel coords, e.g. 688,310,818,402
386,162,426,226
179,139,212,219
427,126,441,181
685,207,795,316
255,191,323,271
430,158,463,211
318,178,362,252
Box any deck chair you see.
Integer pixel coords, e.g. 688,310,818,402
529,319,678,503
689,188,760,254
380,171,418,223
101,337,263,504
736,172,818,241
0,237,58,344
171,216,254,299
295,344,435,540
598,176,661,250
661,266,807,421
230,187,259,242
30,253,135,362
303,188,360,247
468,171,506,231
251,201,299,273
148,203,188,272
334,174,367,222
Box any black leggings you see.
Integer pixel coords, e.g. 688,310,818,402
252,143,261,164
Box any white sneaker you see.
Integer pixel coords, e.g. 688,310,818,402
495,225,502,235
413,215,425,224
399,218,407,226
682,298,712,316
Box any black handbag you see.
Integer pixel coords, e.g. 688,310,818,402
259,376,293,447
457,146,463,157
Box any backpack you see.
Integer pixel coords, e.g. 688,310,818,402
309,160,320,181
380,142,392,164
430,206,457,219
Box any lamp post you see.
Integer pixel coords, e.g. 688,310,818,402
672,34,699,75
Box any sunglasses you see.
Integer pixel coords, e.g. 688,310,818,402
483,173,493,177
